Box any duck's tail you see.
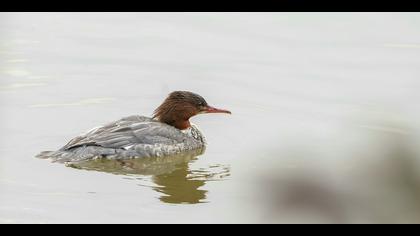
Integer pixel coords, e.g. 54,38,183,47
35,150,81,163
35,147,113,163
36,151,56,159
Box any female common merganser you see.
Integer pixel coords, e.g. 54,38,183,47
37,91,231,163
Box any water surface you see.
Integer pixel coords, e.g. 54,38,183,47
1,13,420,223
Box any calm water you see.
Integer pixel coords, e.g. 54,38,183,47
1,13,420,223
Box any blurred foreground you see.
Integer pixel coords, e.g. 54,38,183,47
254,115,420,223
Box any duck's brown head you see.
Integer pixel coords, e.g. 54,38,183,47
153,91,231,130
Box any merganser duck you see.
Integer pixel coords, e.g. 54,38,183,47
37,91,231,163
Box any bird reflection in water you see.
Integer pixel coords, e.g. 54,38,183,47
65,148,230,204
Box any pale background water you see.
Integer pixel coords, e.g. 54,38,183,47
1,12,420,223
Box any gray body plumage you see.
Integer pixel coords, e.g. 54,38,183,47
37,115,206,163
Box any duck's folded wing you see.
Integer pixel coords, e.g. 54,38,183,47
60,115,187,150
